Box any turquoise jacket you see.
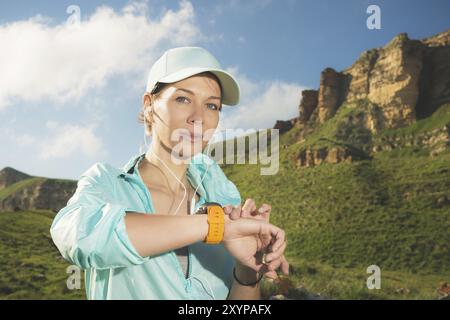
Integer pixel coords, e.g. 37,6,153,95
50,152,242,300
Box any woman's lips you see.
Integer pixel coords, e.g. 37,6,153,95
179,132,203,142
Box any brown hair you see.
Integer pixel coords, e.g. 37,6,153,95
137,72,223,135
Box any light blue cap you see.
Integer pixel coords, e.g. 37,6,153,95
146,46,240,106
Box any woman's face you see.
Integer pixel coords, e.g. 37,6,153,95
145,73,222,159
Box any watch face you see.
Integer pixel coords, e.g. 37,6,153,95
203,202,222,207
196,202,222,214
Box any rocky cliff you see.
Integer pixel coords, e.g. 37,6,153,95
0,167,77,212
276,29,450,167
0,167,31,191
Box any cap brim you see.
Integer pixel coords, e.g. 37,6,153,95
158,67,240,106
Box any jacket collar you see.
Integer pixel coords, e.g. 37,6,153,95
116,152,240,207
116,152,212,199
117,153,145,178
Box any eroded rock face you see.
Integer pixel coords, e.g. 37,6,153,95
341,33,426,129
344,49,378,102
274,29,450,134
0,167,31,191
0,177,77,212
366,34,424,128
372,124,450,157
274,119,295,134
296,146,355,167
299,90,318,123
318,68,347,123
417,30,450,118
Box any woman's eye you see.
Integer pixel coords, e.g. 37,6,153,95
176,96,190,104
207,103,220,111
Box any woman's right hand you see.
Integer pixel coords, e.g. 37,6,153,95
225,200,289,279
222,214,285,273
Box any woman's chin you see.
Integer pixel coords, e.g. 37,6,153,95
169,142,205,161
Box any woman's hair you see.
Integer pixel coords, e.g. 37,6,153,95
137,71,223,135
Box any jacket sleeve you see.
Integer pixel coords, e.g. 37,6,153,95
50,162,150,270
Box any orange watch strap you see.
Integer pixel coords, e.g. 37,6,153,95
204,205,225,244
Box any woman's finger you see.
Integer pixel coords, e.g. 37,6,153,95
263,270,278,280
280,255,290,276
267,256,282,272
242,198,257,218
230,204,241,220
265,240,287,263
223,205,233,215
270,227,285,252
254,203,271,222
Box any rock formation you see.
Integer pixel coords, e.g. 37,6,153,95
0,167,31,191
303,30,449,130
272,29,450,167
0,167,77,212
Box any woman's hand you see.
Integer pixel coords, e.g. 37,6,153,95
224,199,289,279
221,213,285,274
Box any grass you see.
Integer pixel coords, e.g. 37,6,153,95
380,103,450,138
1,102,449,300
0,178,46,201
0,210,85,299
221,102,450,299
260,257,450,300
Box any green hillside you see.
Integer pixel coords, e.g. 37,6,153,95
0,178,46,201
0,177,75,202
222,102,450,299
0,210,85,299
0,103,448,300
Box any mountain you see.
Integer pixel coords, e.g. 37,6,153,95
0,167,32,190
0,167,77,212
1,29,449,300
221,29,450,299
273,29,450,166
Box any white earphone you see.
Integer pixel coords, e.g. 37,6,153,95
141,106,213,215
141,105,217,300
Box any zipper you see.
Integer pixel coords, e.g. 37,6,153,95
132,154,214,297
170,248,191,293
134,155,194,294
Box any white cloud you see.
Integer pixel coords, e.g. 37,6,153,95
13,121,106,160
219,66,307,131
0,0,203,110
238,36,246,43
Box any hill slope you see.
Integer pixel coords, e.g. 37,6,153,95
221,102,450,299
0,168,77,212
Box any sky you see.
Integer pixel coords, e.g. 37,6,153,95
0,0,449,180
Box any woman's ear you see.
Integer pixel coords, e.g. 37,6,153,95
142,92,151,108
142,92,155,121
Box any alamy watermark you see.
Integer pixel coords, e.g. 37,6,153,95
155,123,280,175
366,265,381,289
66,5,81,27
366,5,381,30
66,265,81,290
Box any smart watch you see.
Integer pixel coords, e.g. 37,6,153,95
196,202,225,244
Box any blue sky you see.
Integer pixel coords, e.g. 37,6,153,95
0,0,449,180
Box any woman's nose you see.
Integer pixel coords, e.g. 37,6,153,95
187,107,204,126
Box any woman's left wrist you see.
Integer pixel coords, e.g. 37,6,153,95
234,263,260,284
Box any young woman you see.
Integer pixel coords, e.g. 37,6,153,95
51,47,289,300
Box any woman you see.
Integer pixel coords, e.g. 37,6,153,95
50,46,289,300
